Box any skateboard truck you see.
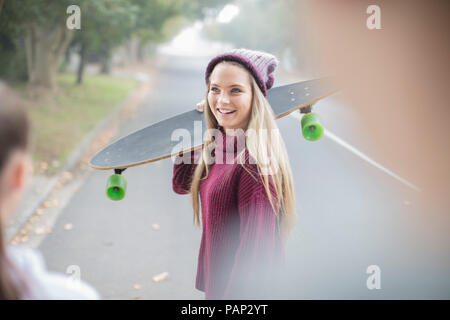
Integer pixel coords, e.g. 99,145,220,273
106,168,127,201
299,102,324,141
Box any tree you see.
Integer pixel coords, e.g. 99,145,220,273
0,0,229,89
73,0,229,83
1,0,78,91
71,0,138,84
131,0,229,61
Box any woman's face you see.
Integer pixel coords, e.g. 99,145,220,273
208,63,253,131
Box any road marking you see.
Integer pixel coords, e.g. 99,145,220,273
290,112,421,192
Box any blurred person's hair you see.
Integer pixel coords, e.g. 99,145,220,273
0,81,30,299
190,61,297,243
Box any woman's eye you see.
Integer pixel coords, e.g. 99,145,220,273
211,87,219,93
231,88,241,93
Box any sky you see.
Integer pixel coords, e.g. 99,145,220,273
158,4,240,56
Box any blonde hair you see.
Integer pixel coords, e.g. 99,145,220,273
190,61,297,242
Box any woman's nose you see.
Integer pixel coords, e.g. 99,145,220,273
218,92,230,105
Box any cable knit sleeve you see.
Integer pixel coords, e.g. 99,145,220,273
223,164,284,299
172,148,201,194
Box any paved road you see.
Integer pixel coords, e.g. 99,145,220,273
39,54,450,299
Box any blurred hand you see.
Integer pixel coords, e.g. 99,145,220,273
196,99,205,112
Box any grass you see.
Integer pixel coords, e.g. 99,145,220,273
24,73,139,175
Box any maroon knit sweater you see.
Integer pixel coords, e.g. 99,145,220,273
172,128,285,299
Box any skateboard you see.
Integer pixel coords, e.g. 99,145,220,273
89,78,337,200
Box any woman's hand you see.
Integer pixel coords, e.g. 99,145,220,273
196,99,205,112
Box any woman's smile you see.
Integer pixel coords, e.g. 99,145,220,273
217,108,236,115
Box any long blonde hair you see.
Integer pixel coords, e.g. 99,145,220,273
190,61,297,242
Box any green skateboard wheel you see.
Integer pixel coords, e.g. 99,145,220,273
301,112,324,141
106,174,127,200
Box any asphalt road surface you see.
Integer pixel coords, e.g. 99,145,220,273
39,54,450,299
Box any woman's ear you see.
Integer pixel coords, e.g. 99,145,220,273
0,151,31,223
3,151,31,192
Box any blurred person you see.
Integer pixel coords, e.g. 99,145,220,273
172,49,296,299
0,82,99,299
299,0,450,208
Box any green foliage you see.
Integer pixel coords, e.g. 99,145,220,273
180,0,228,20
132,0,227,45
0,0,77,33
69,0,230,58
0,0,230,84
72,0,138,54
26,73,138,175
0,32,27,81
202,0,297,57
132,0,181,44
0,0,83,83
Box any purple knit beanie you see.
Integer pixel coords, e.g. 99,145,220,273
205,48,279,96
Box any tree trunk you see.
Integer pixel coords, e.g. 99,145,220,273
76,42,86,85
100,54,111,74
0,0,4,16
137,41,145,62
25,21,73,92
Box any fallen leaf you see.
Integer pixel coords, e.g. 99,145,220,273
63,171,73,181
152,272,169,283
35,227,51,235
133,284,142,290
43,201,52,208
24,223,32,233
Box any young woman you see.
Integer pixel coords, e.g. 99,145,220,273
0,82,99,299
173,49,296,299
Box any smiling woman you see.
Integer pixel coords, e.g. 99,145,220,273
172,48,296,299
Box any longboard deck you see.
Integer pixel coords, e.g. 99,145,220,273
89,78,336,170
